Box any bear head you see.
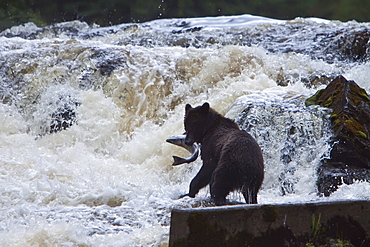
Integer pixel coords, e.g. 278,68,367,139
184,102,210,145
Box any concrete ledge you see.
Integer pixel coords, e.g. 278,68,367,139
169,200,370,247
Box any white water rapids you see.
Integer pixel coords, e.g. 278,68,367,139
0,14,370,246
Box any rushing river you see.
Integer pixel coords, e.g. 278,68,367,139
1,14,370,246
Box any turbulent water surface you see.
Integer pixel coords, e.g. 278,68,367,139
1,14,370,246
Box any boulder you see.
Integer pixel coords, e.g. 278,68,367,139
49,99,79,134
306,75,370,195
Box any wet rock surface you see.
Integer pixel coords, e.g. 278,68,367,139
233,95,331,197
48,95,80,134
306,75,370,195
2,19,369,63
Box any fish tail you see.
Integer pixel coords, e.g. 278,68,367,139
172,155,185,166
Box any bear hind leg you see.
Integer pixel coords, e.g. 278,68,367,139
210,179,231,206
242,186,258,204
210,189,228,206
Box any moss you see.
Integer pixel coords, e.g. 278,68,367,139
359,90,370,100
357,131,367,139
305,89,324,106
333,118,342,127
343,119,367,139
323,96,333,107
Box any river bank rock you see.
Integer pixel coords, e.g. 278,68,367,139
306,75,370,195
169,200,370,247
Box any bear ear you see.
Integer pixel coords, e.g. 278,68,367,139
185,104,192,112
201,102,210,112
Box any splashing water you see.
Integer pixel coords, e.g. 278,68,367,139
1,14,370,246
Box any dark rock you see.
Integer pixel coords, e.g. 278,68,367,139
97,61,119,76
333,30,370,62
306,75,370,195
306,75,370,168
301,74,335,88
172,27,203,34
49,95,80,134
169,200,370,247
92,49,127,77
317,165,370,196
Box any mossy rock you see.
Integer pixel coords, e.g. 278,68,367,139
306,75,370,169
306,75,370,195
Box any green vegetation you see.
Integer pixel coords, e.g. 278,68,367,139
1,0,370,31
311,213,322,238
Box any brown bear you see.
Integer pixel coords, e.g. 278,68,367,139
181,102,264,205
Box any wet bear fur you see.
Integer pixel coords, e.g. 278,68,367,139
182,102,264,206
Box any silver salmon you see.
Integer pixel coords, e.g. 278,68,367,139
166,134,200,166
